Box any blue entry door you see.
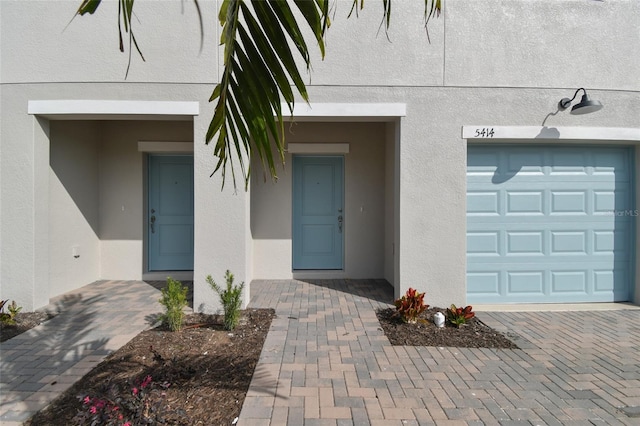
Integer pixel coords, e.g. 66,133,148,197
148,155,194,271
293,156,344,269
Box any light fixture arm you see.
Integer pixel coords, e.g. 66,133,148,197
558,88,603,115
559,88,586,110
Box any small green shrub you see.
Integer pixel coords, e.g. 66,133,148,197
206,270,244,331
394,288,428,324
446,304,475,328
0,299,22,325
159,278,188,332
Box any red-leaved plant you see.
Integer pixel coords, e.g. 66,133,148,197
74,374,171,426
394,288,428,324
445,304,475,327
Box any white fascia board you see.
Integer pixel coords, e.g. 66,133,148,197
463,126,640,141
287,143,350,154
282,103,406,121
138,141,194,153
28,100,199,120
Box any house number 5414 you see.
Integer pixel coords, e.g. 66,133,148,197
474,128,495,138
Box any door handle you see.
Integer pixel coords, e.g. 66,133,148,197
338,215,343,233
150,215,156,234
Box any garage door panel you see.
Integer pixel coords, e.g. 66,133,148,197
551,231,587,254
468,225,631,260
467,191,500,215
468,263,629,303
467,271,501,295
506,191,544,215
467,145,633,303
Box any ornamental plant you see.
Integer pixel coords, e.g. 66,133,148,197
74,375,170,426
446,304,475,328
0,299,22,325
394,288,428,324
159,277,188,331
206,270,244,331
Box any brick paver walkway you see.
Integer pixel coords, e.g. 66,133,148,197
242,279,640,425
0,280,165,425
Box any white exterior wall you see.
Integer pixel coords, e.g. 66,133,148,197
1,1,639,310
49,121,101,295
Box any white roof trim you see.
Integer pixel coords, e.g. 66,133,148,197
283,103,406,121
463,126,640,142
138,141,194,153
287,143,350,154
28,100,199,120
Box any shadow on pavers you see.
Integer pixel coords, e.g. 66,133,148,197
0,293,109,423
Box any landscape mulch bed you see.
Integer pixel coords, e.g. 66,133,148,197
376,307,519,349
24,309,276,426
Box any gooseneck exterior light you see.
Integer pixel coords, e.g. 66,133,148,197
559,88,603,115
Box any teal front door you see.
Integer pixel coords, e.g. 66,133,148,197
148,155,194,271
293,156,344,269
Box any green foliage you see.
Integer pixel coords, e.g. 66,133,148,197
159,278,188,332
206,270,244,331
0,299,22,325
394,288,429,324
75,0,442,189
446,304,475,328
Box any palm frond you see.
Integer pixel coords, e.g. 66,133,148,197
75,0,442,190
207,0,330,189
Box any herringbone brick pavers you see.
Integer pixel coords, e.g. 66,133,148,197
241,279,640,425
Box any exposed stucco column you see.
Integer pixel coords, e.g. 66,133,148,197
0,112,50,311
192,111,252,313
397,111,467,308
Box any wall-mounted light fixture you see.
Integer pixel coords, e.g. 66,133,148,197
559,88,603,115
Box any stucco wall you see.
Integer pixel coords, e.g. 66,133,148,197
251,122,387,279
49,121,101,296
1,0,639,310
0,0,217,84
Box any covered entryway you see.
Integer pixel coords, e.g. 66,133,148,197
467,145,634,303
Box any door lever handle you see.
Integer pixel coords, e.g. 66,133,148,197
150,215,156,234
338,215,343,233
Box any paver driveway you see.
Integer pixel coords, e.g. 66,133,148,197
241,279,640,425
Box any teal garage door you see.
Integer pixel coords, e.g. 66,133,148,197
467,145,633,303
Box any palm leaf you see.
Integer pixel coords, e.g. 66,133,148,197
76,0,441,189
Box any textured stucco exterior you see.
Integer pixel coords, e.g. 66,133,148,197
1,1,639,311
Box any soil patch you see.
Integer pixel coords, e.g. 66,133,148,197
377,307,519,349
0,311,57,342
25,309,275,426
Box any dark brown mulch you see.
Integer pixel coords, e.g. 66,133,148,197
377,307,519,349
0,311,57,342
25,309,276,426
